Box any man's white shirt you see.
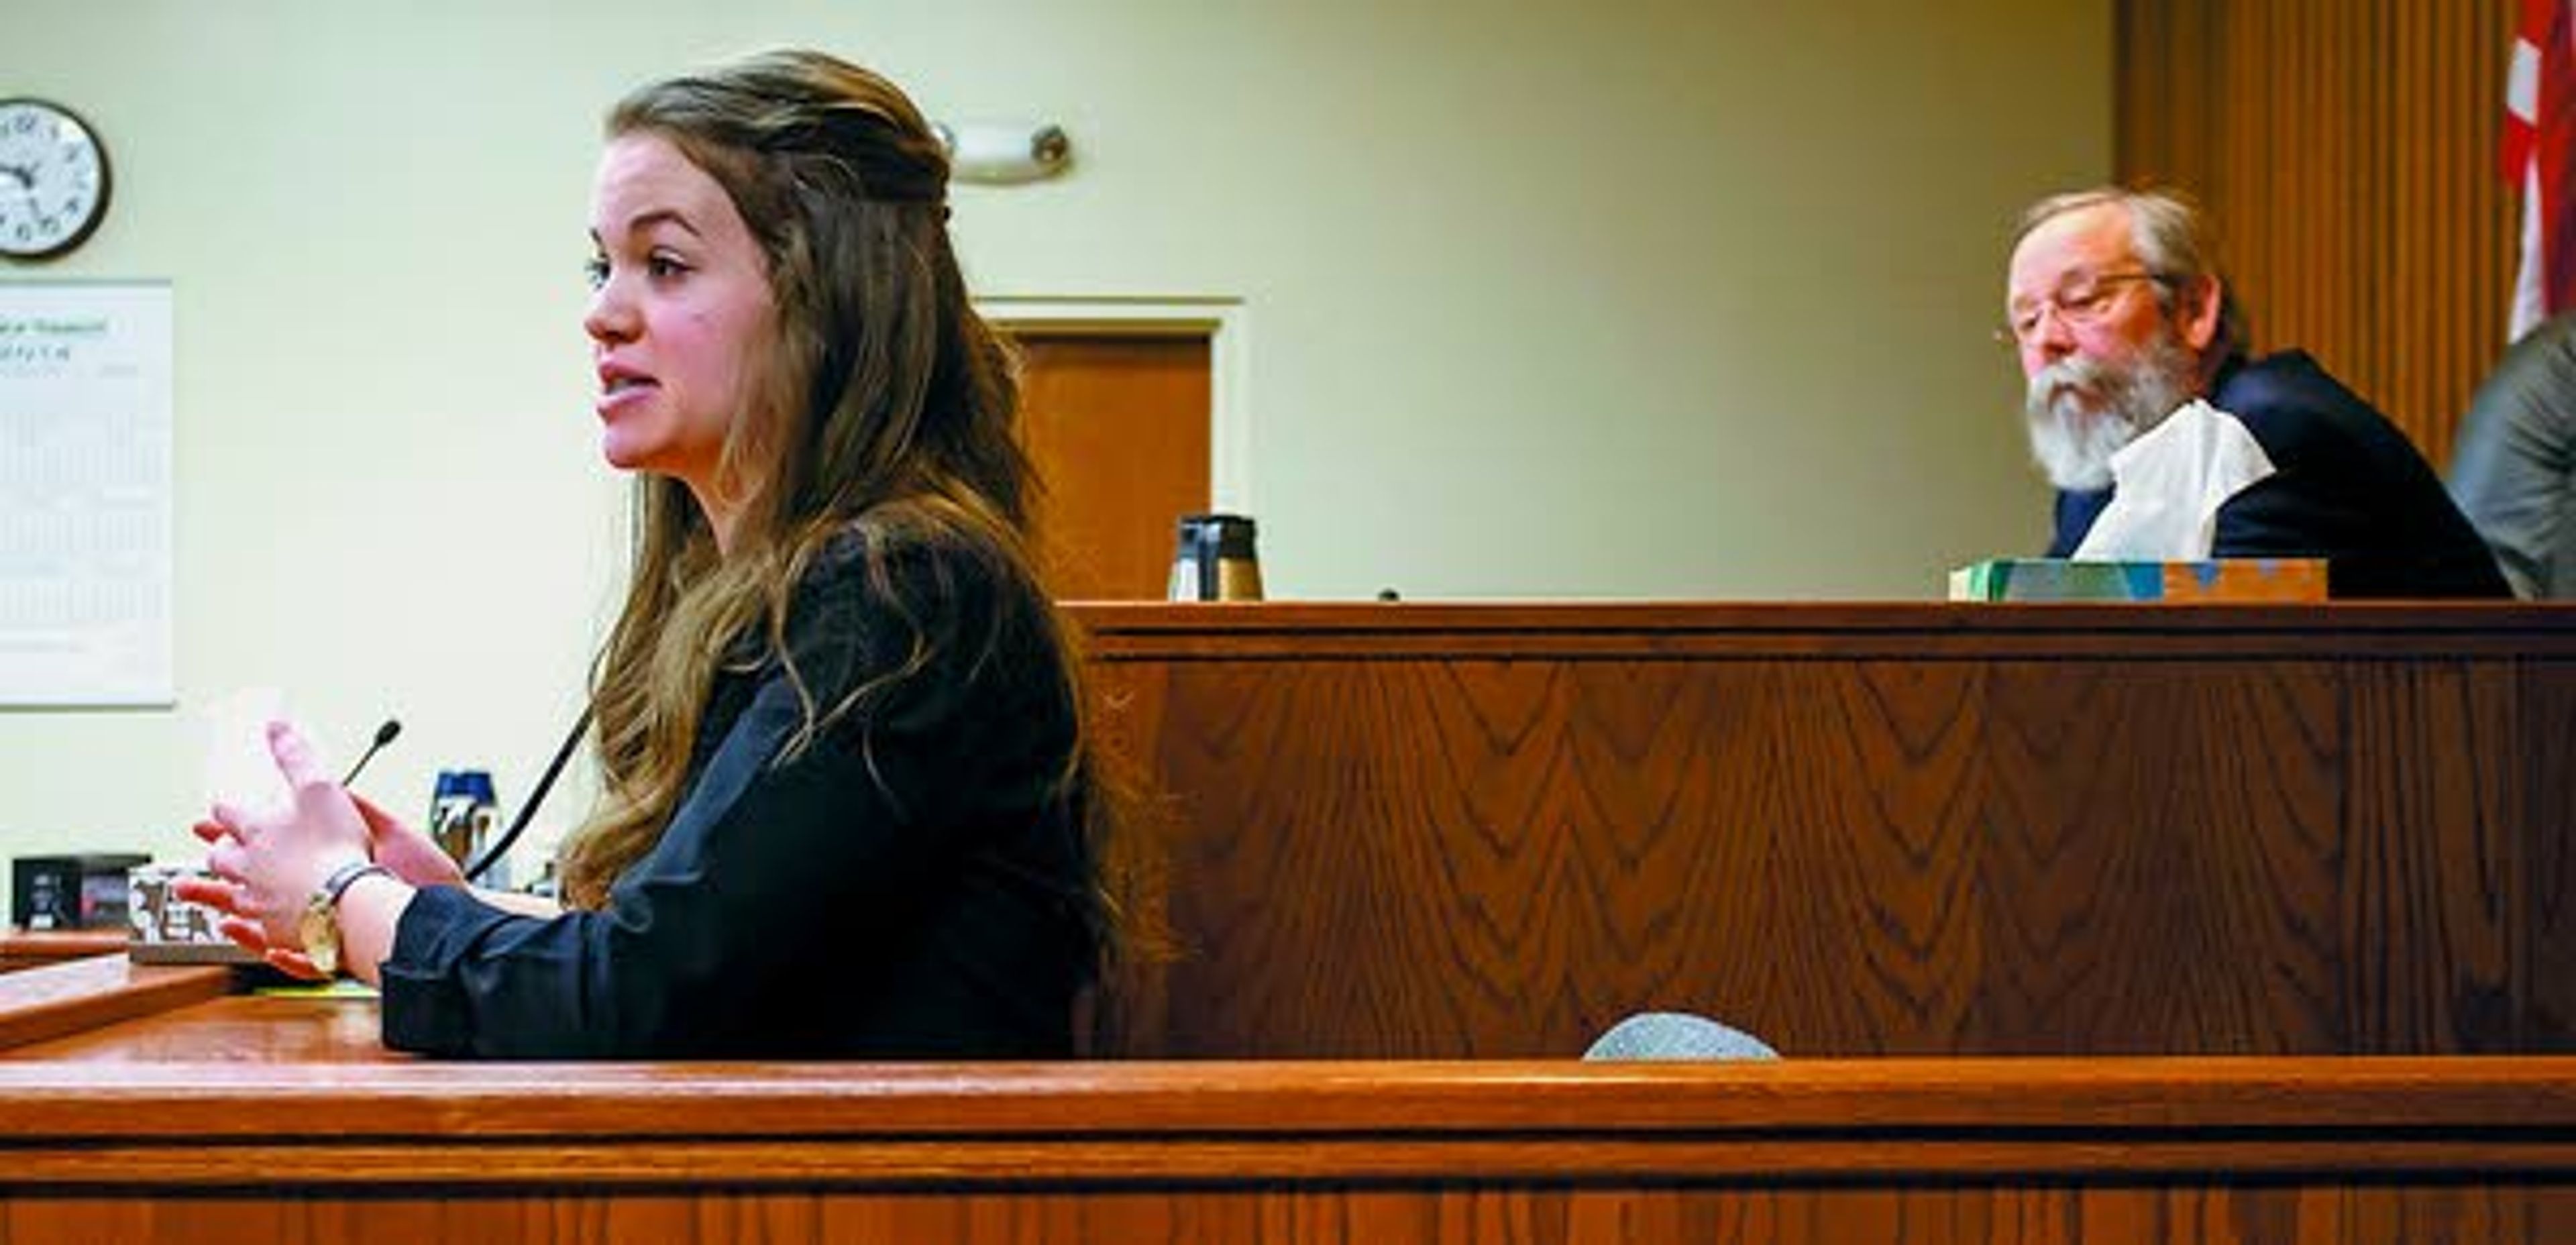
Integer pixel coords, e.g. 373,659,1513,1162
2071,399,2280,560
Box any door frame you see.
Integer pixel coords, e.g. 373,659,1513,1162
980,296,1251,513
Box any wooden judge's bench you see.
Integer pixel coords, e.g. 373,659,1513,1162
1080,600,2576,1059
3,601,2573,1242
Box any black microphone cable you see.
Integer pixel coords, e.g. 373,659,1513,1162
464,707,593,885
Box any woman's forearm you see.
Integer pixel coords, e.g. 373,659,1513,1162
331,878,562,987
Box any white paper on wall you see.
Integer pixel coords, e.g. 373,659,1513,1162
0,281,173,706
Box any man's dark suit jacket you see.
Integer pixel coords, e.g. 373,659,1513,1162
2051,351,2512,599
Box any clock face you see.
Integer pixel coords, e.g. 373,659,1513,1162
0,99,109,260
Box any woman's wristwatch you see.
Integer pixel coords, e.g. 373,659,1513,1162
299,859,393,976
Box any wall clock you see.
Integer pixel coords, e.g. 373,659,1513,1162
0,99,110,260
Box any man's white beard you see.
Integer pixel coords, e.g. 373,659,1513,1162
2022,334,2200,491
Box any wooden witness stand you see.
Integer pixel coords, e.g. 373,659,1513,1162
3,602,2572,1242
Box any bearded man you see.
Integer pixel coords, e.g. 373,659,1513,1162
2006,187,2508,598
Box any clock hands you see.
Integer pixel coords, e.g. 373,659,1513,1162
0,103,102,256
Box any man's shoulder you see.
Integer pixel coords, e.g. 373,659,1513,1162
2212,350,2361,418
2209,351,2406,461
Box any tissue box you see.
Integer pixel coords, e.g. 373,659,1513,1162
1949,558,2328,602
126,863,260,964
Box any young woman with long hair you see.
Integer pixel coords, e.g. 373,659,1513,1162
184,50,1120,1058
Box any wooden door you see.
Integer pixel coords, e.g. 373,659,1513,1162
1010,332,1212,601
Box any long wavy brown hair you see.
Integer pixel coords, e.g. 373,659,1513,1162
555,50,1127,961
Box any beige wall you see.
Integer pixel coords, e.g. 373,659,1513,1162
1,1,2108,871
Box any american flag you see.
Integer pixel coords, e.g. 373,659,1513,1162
2507,0,2576,340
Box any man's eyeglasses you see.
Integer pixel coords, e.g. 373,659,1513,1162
1998,270,2167,346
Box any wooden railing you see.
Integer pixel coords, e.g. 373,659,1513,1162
0,928,124,973
1,964,2573,1244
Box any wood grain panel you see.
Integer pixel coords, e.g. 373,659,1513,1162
2116,0,2522,465
1980,661,2343,1054
15,1044,2576,1138
2530,659,2576,1044
3,1040,2575,1245
2343,659,2522,1052
1659,661,1985,1057
1076,602,2576,660
0,957,230,1051
1142,652,2369,1055
7,1186,2575,1245
1140,658,1995,1057
0,930,123,972
1071,602,2576,1058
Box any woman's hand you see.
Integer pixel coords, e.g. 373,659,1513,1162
163,873,329,980
175,720,374,976
349,792,467,889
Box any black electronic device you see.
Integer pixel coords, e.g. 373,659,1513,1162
12,852,151,931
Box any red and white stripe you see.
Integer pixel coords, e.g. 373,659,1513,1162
2508,0,2576,341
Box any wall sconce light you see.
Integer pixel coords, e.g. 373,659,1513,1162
933,121,1073,184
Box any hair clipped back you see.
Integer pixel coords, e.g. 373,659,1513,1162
561,51,1097,924
612,51,951,205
